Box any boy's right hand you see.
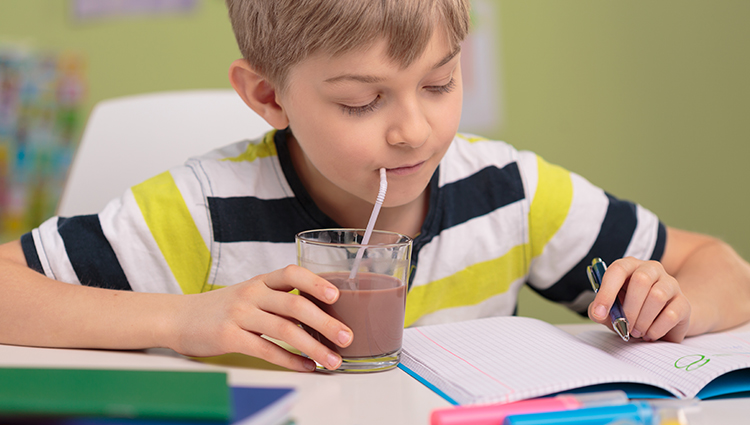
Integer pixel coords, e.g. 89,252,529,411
166,265,352,372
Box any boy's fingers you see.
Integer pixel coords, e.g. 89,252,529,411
640,296,691,342
659,312,691,343
255,290,353,349
263,265,339,304
234,331,318,372
630,276,676,337
619,263,655,318
589,258,636,322
238,311,344,371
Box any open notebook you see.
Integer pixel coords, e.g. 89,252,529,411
398,316,750,405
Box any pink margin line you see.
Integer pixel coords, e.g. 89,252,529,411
722,332,750,360
416,328,516,403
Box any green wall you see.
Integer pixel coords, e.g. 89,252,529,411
497,2,750,323
0,0,237,115
2,1,748,324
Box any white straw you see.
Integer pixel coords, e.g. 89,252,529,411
348,168,388,283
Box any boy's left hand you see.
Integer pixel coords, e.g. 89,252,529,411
588,257,691,342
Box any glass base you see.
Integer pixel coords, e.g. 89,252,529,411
314,349,401,373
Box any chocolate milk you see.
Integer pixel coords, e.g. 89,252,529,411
304,272,406,358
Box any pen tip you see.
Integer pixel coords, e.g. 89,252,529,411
614,320,630,341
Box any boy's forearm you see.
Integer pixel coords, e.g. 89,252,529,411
675,240,750,336
0,258,178,350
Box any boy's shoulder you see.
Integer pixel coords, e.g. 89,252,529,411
171,130,288,200
187,131,277,164
443,133,538,178
449,133,532,160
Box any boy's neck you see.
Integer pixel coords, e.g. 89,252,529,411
371,192,430,239
286,132,429,238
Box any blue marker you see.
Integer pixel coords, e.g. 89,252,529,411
502,401,655,425
587,257,630,341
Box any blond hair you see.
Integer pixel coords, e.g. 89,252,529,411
226,0,470,91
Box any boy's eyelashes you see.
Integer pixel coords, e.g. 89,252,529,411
341,96,381,116
425,77,457,95
338,78,457,117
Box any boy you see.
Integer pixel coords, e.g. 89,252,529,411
1,0,750,373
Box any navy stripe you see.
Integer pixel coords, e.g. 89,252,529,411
409,172,441,290
415,163,524,249
57,216,132,290
20,232,44,274
409,163,525,289
439,163,525,230
208,196,323,243
532,193,638,305
274,128,340,229
650,222,667,261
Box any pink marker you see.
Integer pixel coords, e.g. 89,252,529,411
430,391,629,425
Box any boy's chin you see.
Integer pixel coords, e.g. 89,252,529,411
378,189,429,209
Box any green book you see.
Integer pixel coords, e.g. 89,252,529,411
0,368,231,421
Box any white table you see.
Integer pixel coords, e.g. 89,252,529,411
2,322,749,425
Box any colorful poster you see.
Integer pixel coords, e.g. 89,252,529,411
0,46,86,242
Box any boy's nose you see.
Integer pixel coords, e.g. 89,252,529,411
385,101,431,148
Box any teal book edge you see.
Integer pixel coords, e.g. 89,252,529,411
397,363,459,405
0,368,231,421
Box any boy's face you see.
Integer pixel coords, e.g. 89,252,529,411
279,29,463,210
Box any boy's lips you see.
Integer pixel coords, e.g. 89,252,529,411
385,161,425,176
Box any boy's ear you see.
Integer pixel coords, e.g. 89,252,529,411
229,59,289,130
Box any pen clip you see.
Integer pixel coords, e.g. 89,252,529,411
586,257,606,292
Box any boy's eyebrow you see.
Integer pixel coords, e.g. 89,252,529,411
324,47,461,85
433,47,461,70
325,74,384,84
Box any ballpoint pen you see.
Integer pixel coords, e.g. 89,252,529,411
587,258,630,341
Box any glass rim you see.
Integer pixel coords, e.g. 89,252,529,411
295,228,412,248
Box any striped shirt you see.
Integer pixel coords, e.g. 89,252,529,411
22,129,665,327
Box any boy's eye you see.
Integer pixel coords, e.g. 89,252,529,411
340,96,380,116
425,78,456,94
338,78,455,117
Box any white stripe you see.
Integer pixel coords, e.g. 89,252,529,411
36,217,80,285
439,136,518,187
193,138,254,161
409,278,525,326
98,191,183,294
624,204,660,260
527,173,609,290
31,227,56,281
411,201,527,288
188,138,293,200
211,241,297,286
193,155,292,199
516,150,539,207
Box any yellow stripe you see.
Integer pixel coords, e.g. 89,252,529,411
404,155,573,325
132,171,211,294
528,156,573,259
404,244,527,326
456,133,488,143
222,130,277,163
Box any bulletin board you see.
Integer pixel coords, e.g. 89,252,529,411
0,45,86,242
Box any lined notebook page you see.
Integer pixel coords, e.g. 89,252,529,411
577,330,750,399
400,316,673,405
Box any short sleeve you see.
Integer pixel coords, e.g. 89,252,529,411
23,165,213,294
520,152,666,314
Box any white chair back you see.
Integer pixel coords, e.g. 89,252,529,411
57,89,273,216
